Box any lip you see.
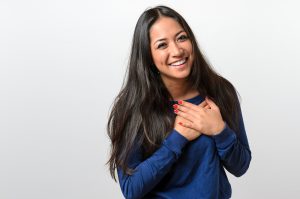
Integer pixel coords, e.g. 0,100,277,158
169,57,188,66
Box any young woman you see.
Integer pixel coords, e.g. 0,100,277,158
107,5,251,199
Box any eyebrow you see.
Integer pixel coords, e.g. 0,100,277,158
153,30,185,45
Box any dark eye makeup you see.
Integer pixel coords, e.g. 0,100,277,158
157,43,167,49
178,34,188,41
155,34,189,49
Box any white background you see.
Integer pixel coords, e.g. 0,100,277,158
1,0,300,198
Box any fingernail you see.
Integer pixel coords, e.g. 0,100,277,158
174,109,178,114
173,104,178,109
178,100,183,105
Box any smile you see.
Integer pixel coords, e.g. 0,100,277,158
169,58,188,66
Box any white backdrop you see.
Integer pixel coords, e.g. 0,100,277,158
1,0,300,198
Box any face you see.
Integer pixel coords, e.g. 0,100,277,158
150,17,194,85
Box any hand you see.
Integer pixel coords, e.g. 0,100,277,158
174,97,225,136
174,115,201,141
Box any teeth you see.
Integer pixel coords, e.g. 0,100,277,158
170,59,186,66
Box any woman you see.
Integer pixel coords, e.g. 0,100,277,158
107,5,251,199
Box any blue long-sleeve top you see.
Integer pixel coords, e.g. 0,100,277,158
117,95,251,199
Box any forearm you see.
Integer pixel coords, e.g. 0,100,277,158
213,124,251,177
117,130,188,199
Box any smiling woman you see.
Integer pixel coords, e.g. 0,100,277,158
107,5,251,199
150,17,194,87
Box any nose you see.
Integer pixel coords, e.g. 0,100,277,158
170,42,183,57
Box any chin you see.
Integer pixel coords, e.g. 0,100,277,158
176,71,191,79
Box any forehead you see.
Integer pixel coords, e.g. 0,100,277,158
149,17,184,40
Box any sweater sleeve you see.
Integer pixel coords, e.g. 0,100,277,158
212,108,252,177
117,130,189,199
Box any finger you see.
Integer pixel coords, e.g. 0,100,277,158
176,104,200,119
179,121,200,134
175,108,196,123
181,121,194,129
178,100,204,113
205,97,219,110
176,115,190,123
204,104,211,109
198,100,208,108
175,116,191,127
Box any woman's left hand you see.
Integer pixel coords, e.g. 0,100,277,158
174,97,225,136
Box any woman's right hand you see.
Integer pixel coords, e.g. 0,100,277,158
174,115,201,141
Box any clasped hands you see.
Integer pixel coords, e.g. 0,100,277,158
173,97,225,141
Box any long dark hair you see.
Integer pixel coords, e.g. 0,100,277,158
107,5,240,180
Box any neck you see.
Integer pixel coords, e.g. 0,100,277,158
163,78,199,101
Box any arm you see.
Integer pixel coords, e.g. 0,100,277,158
174,98,251,177
212,109,252,177
117,130,188,199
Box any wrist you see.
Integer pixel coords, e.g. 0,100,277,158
212,121,226,136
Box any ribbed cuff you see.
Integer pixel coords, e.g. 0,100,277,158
163,129,189,158
212,124,236,149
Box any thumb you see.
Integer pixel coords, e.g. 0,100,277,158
205,97,218,110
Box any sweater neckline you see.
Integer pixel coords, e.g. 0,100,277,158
171,95,203,104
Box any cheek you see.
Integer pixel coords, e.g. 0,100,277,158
187,42,193,54
188,44,194,61
190,50,194,60
152,52,167,65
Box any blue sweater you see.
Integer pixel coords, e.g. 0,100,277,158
117,95,251,199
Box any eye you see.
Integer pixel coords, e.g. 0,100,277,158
177,35,188,42
157,42,167,49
